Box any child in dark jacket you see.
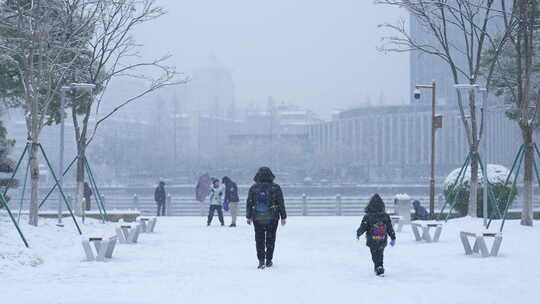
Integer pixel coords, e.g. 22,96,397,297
412,200,429,220
357,194,396,276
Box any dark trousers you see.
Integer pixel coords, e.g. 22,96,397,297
369,246,385,269
208,205,224,225
84,196,91,211
254,220,279,262
157,201,166,216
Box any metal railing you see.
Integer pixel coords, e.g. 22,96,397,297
7,194,540,217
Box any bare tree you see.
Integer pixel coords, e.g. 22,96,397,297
67,0,186,213
377,0,503,217
0,0,97,226
485,0,538,226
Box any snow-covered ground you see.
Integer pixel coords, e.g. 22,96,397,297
1,215,538,304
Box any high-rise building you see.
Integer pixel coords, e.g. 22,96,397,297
409,11,469,106
186,55,236,119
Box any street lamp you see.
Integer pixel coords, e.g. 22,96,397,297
58,83,95,226
414,80,441,219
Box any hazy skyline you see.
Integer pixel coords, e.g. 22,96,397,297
133,0,409,116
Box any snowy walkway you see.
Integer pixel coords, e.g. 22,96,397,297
1,216,538,304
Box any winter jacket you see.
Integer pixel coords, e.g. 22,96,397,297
222,176,240,203
83,183,92,199
208,184,225,206
357,194,396,248
246,167,287,222
154,185,166,204
413,200,428,220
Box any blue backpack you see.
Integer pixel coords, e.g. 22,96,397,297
255,184,272,211
254,184,274,223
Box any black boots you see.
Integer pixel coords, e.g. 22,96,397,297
375,266,385,276
257,260,273,269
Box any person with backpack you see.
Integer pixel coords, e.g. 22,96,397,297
356,193,396,276
154,181,166,216
207,178,225,226
246,167,287,269
222,176,240,227
412,200,429,220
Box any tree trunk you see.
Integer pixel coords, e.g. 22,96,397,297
74,143,86,216
27,52,40,226
521,127,534,226
469,148,479,218
518,0,535,227
28,142,40,226
468,89,479,218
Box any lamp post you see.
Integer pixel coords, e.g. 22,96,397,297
58,83,95,226
414,80,441,219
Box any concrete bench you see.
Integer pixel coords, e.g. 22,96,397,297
460,231,503,257
390,215,404,232
138,217,157,233
411,222,443,243
116,224,142,244
82,236,118,262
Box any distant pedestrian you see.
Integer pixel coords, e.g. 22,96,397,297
412,200,429,220
154,181,166,216
84,182,92,211
207,178,225,226
222,176,240,227
356,193,396,276
246,167,287,269
196,173,211,202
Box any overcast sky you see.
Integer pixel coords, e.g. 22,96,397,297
133,0,409,116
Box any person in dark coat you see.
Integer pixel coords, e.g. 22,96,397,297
154,181,166,216
356,193,396,276
412,200,429,220
246,167,287,269
84,182,92,211
222,176,240,227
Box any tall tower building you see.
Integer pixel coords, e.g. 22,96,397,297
409,12,468,106
186,55,236,119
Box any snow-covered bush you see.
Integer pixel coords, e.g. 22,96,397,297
443,164,516,217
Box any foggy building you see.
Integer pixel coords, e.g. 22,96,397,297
186,55,236,120
91,117,153,184
408,6,499,105
231,103,320,142
409,14,466,106
1,108,156,186
308,104,524,183
226,103,320,180
195,114,240,170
